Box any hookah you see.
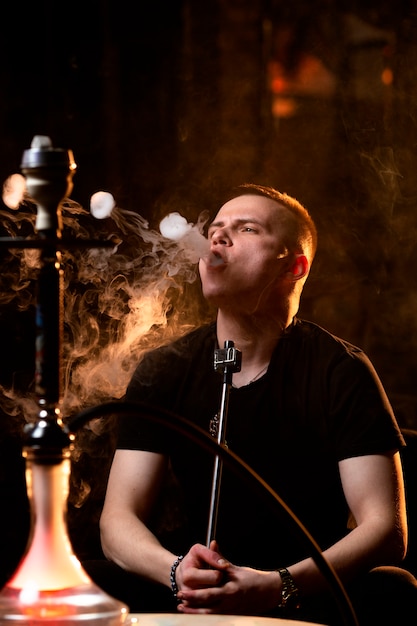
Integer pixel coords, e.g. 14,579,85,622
0,136,359,626
0,136,127,624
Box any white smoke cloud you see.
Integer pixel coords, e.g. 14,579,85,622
0,186,212,420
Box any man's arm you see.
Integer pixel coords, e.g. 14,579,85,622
100,447,229,594
287,450,407,593
100,448,176,587
175,451,408,614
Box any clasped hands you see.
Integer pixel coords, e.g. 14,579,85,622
175,540,280,615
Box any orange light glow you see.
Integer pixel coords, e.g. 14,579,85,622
382,67,393,86
272,96,298,118
22,599,77,619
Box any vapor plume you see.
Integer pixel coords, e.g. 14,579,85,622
0,178,212,421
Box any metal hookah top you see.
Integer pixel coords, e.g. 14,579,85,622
21,135,77,233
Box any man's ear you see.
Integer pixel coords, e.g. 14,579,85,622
287,254,309,280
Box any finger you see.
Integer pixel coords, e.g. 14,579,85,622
181,566,225,590
177,588,222,610
177,604,212,614
209,539,219,552
206,550,231,569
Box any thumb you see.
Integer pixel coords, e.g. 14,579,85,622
209,539,220,552
209,540,230,569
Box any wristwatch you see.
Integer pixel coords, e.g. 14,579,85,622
277,567,301,612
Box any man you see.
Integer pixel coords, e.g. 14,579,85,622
98,184,416,624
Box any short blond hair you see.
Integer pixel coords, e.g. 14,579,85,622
224,183,318,263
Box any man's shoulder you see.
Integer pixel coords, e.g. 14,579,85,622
164,322,216,351
142,322,216,364
292,318,364,357
127,323,216,392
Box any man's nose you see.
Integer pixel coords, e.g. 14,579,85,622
211,228,231,246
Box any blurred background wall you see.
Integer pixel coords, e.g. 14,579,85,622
1,0,417,578
2,0,417,424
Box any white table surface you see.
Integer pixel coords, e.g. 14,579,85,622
127,613,325,626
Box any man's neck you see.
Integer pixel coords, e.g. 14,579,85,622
215,308,293,387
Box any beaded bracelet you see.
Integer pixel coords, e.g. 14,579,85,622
170,555,184,600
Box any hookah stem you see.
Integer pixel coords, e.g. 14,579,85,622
20,136,76,414
205,373,231,547
206,340,241,547
35,230,63,405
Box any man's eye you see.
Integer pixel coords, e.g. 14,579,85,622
242,226,256,233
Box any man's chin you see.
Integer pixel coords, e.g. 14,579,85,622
202,289,230,307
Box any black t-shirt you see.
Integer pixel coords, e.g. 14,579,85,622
118,318,404,569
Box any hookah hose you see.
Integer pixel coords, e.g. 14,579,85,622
68,399,359,626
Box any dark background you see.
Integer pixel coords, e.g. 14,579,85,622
1,0,417,583
1,0,417,424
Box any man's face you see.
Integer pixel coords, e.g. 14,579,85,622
199,194,291,312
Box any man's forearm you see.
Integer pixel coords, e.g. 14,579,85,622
100,513,176,587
